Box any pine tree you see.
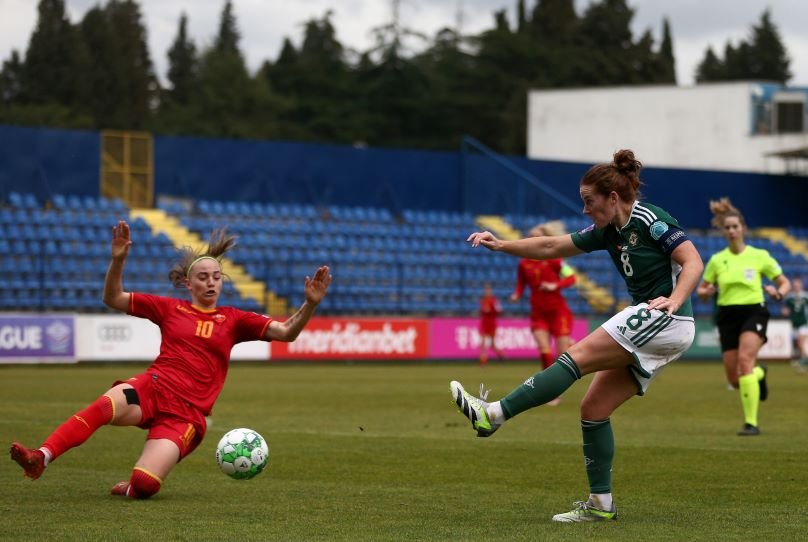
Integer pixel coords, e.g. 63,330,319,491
695,46,723,82
575,0,637,85
22,0,88,107
166,13,199,106
79,5,125,126
658,17,676,83
746,9,791,83
267,38,300,96
517,0,527,32
694,9,791,84
214,0,242,58
0,51,24,104
85,0,157,129
530,0,577,43
194,0,280,138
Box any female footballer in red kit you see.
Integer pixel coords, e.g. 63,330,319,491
10,220,331,499
479,282,505,365
511,221,577,371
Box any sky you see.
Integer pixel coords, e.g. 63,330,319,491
0,0,806,87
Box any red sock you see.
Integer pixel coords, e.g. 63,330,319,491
129,467,162,499
541,352,554,369
41,395,114,461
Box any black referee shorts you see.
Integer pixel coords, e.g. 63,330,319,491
715,303,770,352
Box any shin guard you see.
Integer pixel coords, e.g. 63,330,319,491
41,395,114,461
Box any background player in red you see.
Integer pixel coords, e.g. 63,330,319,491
10,220,331,499
510,221,577,372
479,282,505,365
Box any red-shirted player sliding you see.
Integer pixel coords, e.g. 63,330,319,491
511,221,576,403
479,283,505,365
10,220,331,499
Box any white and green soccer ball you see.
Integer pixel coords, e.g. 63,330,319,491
215,428,269,480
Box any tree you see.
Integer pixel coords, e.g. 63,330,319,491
530,0,577,43
694,9,791,84
746,9,791,83
695,46,723,83
412,27,484,149
192,0,282,139
658,17,676,83
22,0,89,107
517,0,527,32
214,0,242,58
266,38,300,96
295,12,354,141
723,41,751,80
575,0,638,85
80,0,157,129
79,5,125,126
0,51,24,104
165,13,198,106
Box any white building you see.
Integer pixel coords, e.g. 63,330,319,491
527,82,808,175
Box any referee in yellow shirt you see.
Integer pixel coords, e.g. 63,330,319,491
697,198,790,436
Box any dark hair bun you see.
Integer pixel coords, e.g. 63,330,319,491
613,149,641,175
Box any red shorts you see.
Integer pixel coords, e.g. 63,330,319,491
480,319,497,337
114,372,207,460
530,306,573,337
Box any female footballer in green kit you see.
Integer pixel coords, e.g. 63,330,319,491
452,149,703,522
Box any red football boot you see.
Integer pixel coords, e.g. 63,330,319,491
10,442,46,480
110,481,131,497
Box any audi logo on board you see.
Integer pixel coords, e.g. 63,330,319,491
98,325,132,342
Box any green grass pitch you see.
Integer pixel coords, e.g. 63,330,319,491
2,361,806,541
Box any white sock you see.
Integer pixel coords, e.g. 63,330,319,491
39,447,52,466
589,493,613,510
487,401,505,425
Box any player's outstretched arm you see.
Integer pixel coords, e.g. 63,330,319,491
467,231,583,260
103,220,132,313
265,265,332,342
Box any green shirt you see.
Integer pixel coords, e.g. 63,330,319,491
785,292,808,327
702,246,783,306
571,201,693,317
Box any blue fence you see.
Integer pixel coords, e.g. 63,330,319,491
1,124,806,228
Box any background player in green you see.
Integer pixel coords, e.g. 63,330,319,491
454,149,703,522
697,198,790,436
782,276,808,373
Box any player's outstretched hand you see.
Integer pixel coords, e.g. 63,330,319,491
304,265,332,304
111,220,132,261
467,231,502,251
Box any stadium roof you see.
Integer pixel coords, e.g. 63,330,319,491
766,146,808,175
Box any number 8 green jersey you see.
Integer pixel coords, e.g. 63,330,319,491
570,201,694,317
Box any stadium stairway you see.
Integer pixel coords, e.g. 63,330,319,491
755,227,808,259
475,214,615,313
129,208,287,314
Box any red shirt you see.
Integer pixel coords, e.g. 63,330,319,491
514,259,575,311
480,294,502,324
129,293,272,415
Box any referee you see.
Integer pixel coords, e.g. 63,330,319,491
697,198,790,436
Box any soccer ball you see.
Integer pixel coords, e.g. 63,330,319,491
215,428,270,480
